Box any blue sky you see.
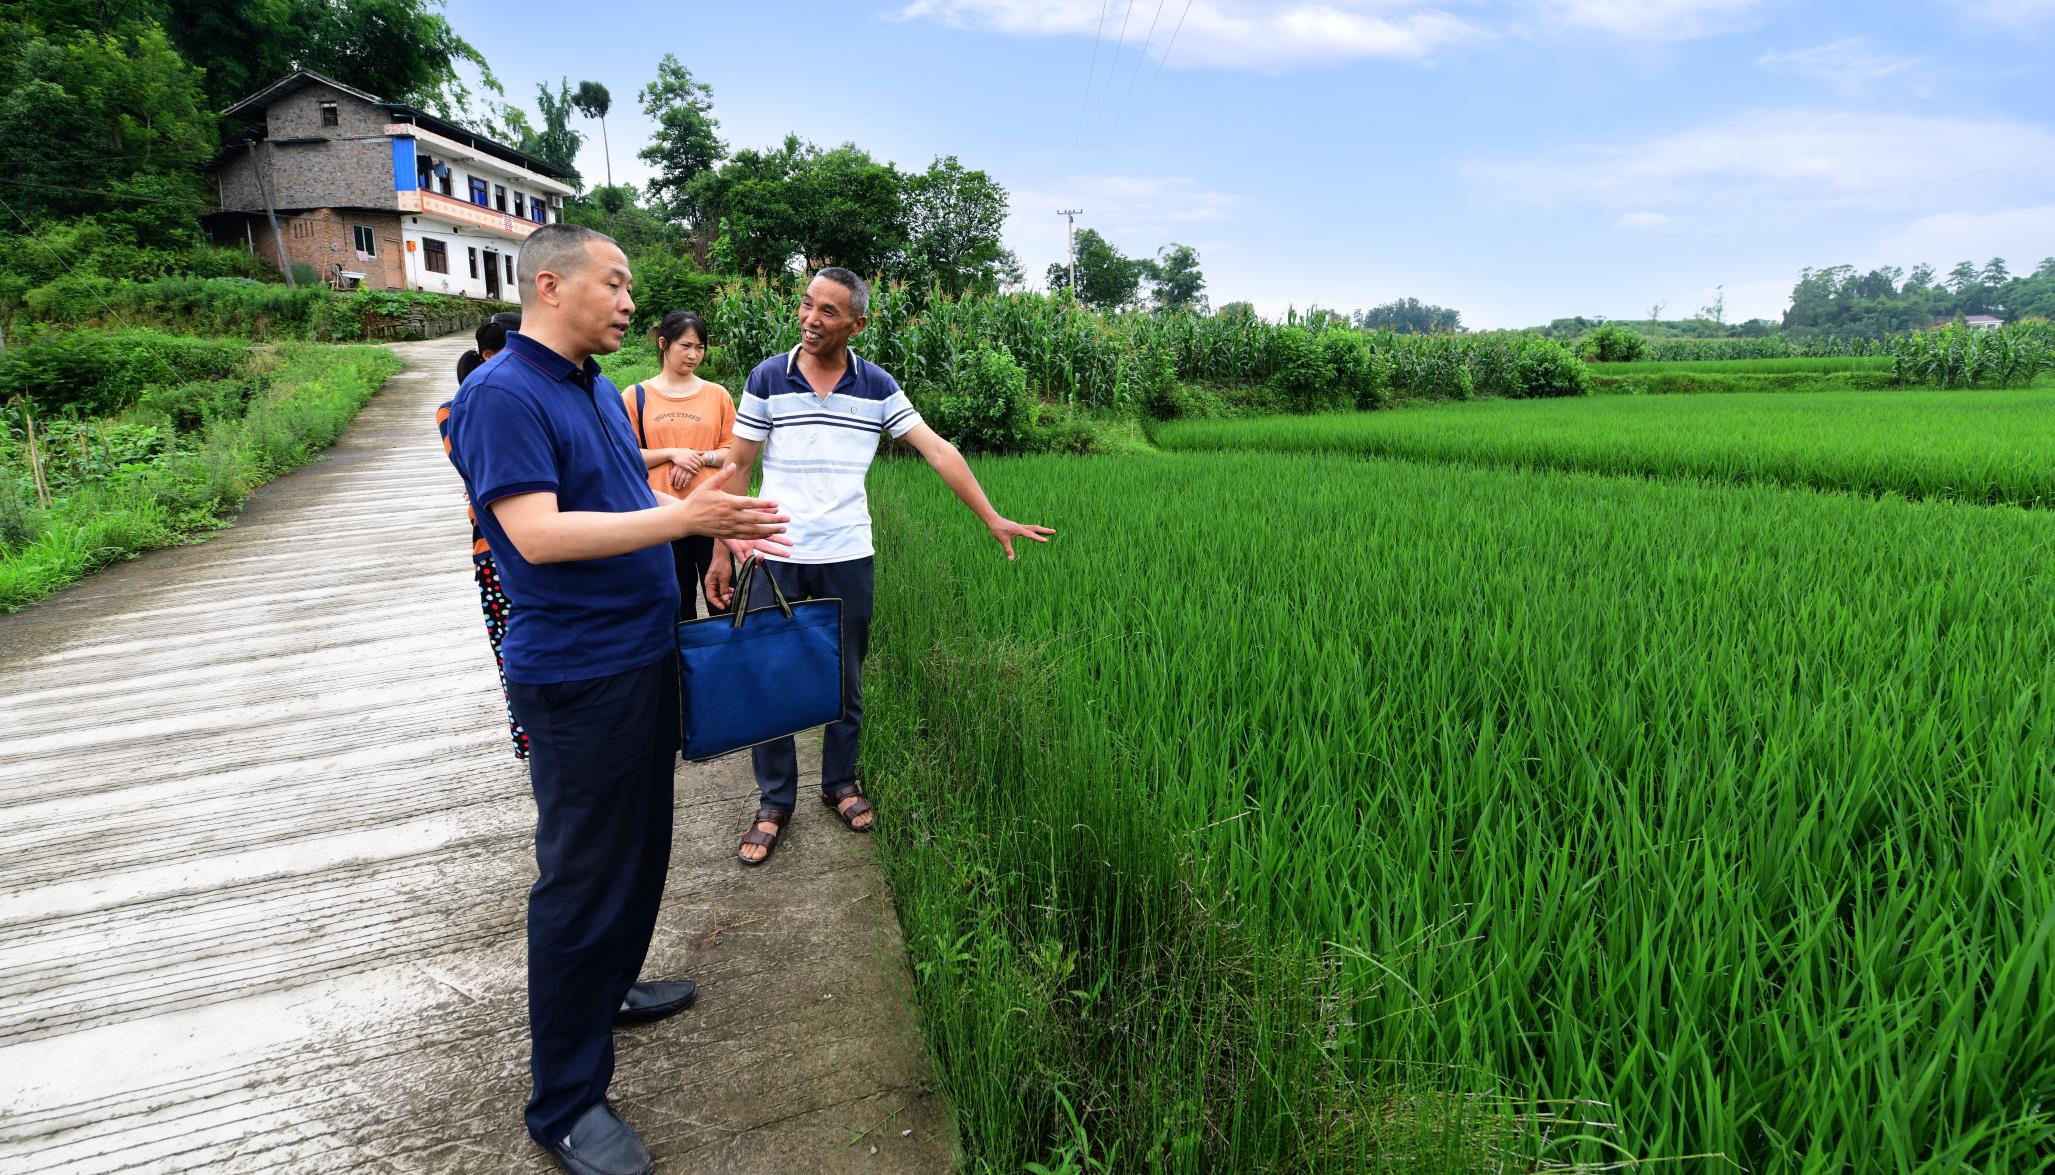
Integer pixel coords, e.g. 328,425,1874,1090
444,0,2055,328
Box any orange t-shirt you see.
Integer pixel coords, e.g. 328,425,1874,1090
621,380,736,497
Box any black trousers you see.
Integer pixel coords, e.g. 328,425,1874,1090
747,558,873,810
671,535,715,620
505,653,679,1146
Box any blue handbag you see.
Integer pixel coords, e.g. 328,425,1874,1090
676,555,845,762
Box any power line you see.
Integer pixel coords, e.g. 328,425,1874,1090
1114,0,1195,155
1086,0,1140,158
1105,0,1171,155
0,189,147,342
1069,0,1114,172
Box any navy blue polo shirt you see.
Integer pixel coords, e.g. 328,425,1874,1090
444,331,679,684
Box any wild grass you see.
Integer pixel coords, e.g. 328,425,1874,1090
0,343,402,610
863,450,2055,1171
1154,387,2055,506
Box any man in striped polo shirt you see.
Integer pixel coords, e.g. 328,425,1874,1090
708,267,1053,865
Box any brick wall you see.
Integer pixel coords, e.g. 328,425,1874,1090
246,210,406,290
218,82,400,212
265,86,389,142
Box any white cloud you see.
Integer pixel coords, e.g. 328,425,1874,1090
897,0,1777,72
1535,0,1759,41
1757,38,1918,97
1615,211,1678,230
893,0,1485,71
1878,206,2055,267
1470,110,2055,217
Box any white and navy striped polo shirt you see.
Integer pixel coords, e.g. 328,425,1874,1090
734,345,924,564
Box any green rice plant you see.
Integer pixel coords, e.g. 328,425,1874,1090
1156,387,2055,506
863,450,2055,1171
1640,335,1885,362
1588,357,1897,377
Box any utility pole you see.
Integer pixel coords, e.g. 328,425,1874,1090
1057,208,1084,295
248,141,295,287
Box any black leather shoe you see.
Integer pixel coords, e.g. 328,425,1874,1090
545,1101,652,1175
614,979,698,1025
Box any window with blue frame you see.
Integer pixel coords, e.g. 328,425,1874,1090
469,176,489,206
532,200,547,225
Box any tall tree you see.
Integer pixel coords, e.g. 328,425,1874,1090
1356,297,1462,334
1902,263,1936,294
571,80,612,188
689,134,807,276
1945,260,1980,295
521,78,584,185
899,155,1013,296
2037,257,2055,280
1146,243,1207,312
639,54,724,227
1044,228,1142,310
0,21,214,236
786,143,903,275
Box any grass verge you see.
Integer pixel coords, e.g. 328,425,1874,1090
0,344,404,610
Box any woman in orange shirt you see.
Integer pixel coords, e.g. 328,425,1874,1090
623,310,737,618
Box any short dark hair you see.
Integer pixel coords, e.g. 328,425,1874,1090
477,310,520,353
516,223,619,304
812,267,868,318
650,309,708,353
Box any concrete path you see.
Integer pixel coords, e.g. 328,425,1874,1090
0,334,955,1173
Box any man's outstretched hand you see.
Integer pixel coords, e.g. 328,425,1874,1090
677,463,792,546
987,516,1055,560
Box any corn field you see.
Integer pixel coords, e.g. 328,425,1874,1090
706,283,1585,410
1886,320,2055,387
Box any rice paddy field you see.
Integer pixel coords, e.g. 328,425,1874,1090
1153,386,2055,507
1587,356,1897,376
861,399,2055,1171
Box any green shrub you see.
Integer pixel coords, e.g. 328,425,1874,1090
1580,322,1648,362
1269,325,1344,411
1319,329,1391,408
0,329,248,415
288,262,321,288
137,378,262,432
931,347,1034,453
1512,338,1591,398
0,479,41,555
1122,346,1180,419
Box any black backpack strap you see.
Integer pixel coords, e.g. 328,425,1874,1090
632,383,648,448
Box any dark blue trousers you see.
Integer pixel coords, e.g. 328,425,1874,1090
747,557,873,810
505,653,678,1146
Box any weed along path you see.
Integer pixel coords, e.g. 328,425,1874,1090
0,333,953,1173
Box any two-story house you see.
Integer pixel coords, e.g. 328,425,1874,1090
209,70,577,299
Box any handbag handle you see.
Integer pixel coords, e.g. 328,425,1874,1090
730,555,795,628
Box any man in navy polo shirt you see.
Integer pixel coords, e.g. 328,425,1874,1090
444,223,791,1175
708,267,1053,866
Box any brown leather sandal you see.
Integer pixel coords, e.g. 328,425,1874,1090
821,782,873,834
737,804,791,866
